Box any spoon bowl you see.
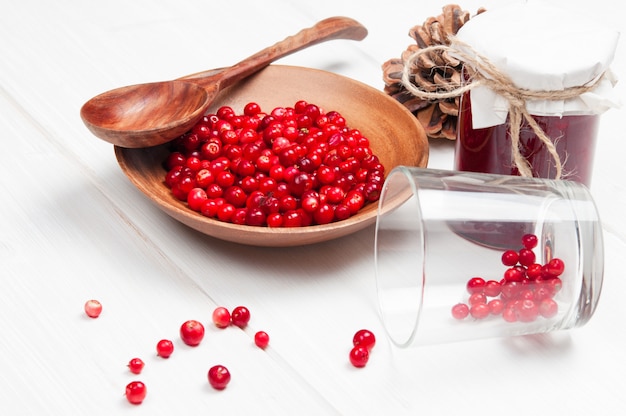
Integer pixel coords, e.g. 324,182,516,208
114,65,429,246
81,17,368,148
81,82,215,149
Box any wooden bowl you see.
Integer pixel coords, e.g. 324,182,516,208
114,65,428,246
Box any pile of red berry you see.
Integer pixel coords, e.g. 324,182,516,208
163,101,385,227
451,233,564,323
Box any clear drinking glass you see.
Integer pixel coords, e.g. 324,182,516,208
374,166,604,348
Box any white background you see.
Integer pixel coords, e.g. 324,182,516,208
1,0,624,414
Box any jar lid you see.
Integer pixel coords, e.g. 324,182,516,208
455,1,620,128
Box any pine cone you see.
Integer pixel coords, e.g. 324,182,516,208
382,4,486,140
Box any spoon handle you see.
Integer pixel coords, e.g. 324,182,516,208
184,16,367,90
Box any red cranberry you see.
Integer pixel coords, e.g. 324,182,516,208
503,267,526,283
267,212,283,227
216,170,235,188
343,190,366,215
501,250,519,266
84,299,102,318
545,258,565,277
518,248,536,267
231,208,248,224
254,331,270,349
231,306,250,328
244,102,261,116
208,365,231,390
533,285,554,301
470,303,490,319
488,299,505,315
352,329,376,351
313,203,335,225
125,381,147,405
127,358,145,375
451,303,470,320
349,346,369,368
156,339,174,358
466,277,486,294
484,280,502,297
224,186,247,208
212,306,231,328
201,141,221,160
517,299,539,322
180,320,205,346
539,298,559,318
195,169,214,188
500,281,523,300
522,233,539,249
469,292,487,305
282,210,304,227
502,304,518,322
245,207,267,226
166,152,186,169
526,263,543,280
300,191,321,214
548,277,563,293
187,188,208,211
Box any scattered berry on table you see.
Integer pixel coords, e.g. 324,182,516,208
352,329,376,351
349,345,370,368
127,358,145,375
109,298,382,401
84,299,102,318
208,365,231,390
254,331,270,349
231,306,251,328
156,339,174,358
180,320,205,346
212,306,231,328
125,381,147,405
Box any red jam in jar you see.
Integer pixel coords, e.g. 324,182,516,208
454,90,600,187
449,3,618,189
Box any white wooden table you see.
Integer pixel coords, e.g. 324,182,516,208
2,0,625,414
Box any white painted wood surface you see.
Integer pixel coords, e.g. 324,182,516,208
1,0,625,414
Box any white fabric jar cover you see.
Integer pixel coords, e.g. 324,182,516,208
454,1,621,129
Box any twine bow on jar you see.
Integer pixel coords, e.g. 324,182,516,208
400,36,607,180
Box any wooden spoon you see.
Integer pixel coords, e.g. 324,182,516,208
80,17,368,148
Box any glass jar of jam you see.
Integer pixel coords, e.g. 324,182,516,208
451,2,619,187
